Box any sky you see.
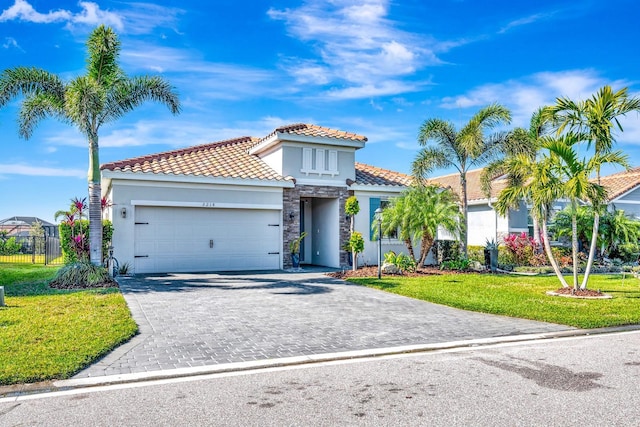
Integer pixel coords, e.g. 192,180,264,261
0,0,639,223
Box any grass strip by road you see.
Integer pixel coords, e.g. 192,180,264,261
0,263,138,385
349,273,640,329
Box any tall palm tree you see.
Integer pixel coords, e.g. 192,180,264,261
481,108,549,248
545,86,639,287
543,133,626,289
0,26,180,266
412,104,511,256
494,146,570,287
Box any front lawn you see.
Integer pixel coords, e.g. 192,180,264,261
349,273,640,329
0,263,138,385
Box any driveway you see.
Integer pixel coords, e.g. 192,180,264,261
74,269,572,378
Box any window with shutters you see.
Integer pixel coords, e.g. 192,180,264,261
300,148,339,176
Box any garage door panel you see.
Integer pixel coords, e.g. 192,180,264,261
134,207,280,274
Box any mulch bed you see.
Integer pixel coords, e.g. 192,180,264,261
547,287,610,299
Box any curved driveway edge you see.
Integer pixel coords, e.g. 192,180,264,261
73,270,573,379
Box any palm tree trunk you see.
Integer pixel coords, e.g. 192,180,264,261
418,231,434,267
88,133,103,266
460,173,468,257
580,211,600,290
571,202,579,290
541,217,570,288
404,238,416,262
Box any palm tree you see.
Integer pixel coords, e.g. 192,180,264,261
545,86,639,287
412,104,511,256
406,185,461,266
0,26,180,266
379,185,461,266
481,108,549,248
494,146,570,288
542,133,627,289
379,195,417,261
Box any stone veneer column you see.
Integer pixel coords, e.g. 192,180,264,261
282,184,352,269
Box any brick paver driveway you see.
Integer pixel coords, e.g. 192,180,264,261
74,269,572,378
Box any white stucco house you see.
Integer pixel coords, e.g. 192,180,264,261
101,123,411,274
101,123,640,274
426,166,640,247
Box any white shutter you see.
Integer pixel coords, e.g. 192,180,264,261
315,148,325,171
328,150,338,174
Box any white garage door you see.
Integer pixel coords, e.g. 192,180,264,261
134,206,281,274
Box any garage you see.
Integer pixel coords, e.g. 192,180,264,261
133,206,281,274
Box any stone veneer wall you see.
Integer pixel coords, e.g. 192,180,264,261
283,184,352,269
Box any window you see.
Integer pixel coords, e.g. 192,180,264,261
369,197,397,240
301,148,339,176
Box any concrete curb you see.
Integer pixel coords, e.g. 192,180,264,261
2,324,639,401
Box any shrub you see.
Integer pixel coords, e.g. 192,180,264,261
0,236,22,255
49,261,117,289
440,257,470,271
612,243,640,264
467,245,484,263
503,232,538,266
433,240,461,264
384,251,416,273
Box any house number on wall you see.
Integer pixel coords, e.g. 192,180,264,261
202,202,215,207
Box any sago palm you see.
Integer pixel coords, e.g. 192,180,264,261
412,103,511,256
0,25,180,265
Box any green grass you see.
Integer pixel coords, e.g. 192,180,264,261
0,255,64,264
0,263,138,385
349,273,640,329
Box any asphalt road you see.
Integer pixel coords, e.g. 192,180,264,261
2,330,639,426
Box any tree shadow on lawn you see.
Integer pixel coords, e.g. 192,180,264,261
119,275,337,296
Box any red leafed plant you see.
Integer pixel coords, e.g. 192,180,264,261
503,232,538,266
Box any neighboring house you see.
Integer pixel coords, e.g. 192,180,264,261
426,166,640,248
0,216,58,238
101,124,413,274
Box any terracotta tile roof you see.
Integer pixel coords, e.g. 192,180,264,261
354,163,413,187
101,137,286,181
426,168,507,202
599,167,640,201
260,123,367,143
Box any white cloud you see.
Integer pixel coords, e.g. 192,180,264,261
121,44,281,100
439,69,633,128
0,1,181,34
268,0,449,99
0,0,70,23
69,1,123,30
2,37,22,50
0,163,85,178
498,12,555,34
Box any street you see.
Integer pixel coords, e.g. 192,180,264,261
2,330,639,426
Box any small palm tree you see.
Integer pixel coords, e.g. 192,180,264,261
0,25,180,266
379,185,461,267
412,104,511,256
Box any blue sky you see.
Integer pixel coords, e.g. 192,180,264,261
1,0,639,223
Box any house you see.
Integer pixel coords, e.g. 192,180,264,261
101,123,412,274
426,166,640,248
0,216,58,237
